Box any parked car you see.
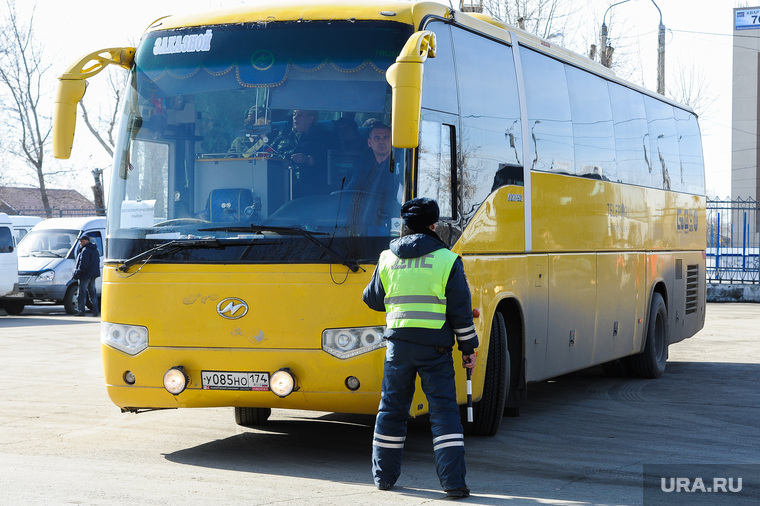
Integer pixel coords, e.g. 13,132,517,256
0,213,18,298
0,217,106,315
9,215,43,245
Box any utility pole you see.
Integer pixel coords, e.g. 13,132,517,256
655,13,665,95
600,0,631,69
644,0,666,94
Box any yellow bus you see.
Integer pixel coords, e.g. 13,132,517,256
54,1,705,436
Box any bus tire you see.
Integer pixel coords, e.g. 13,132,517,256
234,407,271,427
468,312,508,436
64,284,79,314
630,293,668,378
3,301,25,315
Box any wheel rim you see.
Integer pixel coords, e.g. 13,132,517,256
654,310,667,363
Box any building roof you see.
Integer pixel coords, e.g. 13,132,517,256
0,187,97,215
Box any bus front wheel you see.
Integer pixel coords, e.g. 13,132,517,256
630,293,668,378
234,407,271,427
468,312,508,436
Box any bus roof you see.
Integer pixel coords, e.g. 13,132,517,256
142,0,694,114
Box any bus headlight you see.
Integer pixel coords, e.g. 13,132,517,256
322,326,386,359
163,366,188,395
270,368,296,397
101,322,149,355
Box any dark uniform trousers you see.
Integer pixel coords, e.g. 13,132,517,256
372,339,467,490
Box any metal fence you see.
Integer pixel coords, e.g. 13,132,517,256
9,208,106,218
707,198,759,284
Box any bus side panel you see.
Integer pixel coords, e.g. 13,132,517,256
543,253,597,377
658,251,706,345
458,187,525,254
594,252,646,364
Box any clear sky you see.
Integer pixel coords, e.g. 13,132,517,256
7,0,740,199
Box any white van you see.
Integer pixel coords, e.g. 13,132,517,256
0,213,18,298
0,216,106,315
9,215,43,245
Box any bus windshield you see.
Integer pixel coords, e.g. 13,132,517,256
108,21,412,266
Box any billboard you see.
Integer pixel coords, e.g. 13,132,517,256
736,8,760,30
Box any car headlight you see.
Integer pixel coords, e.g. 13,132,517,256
35,270,54,283
322,326,386,359
101,322,149,355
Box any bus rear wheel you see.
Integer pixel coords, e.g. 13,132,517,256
468,312,508,436
234,407,271,427
629,293,668,378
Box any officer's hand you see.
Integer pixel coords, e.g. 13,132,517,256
462,353,477,369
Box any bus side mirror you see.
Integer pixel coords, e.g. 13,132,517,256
386,31,436,149
53,79,87,160
53,47,135,160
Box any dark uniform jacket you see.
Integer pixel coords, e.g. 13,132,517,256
73,242,100,280
363,229,479,355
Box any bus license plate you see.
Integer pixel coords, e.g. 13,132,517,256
201,371,269,391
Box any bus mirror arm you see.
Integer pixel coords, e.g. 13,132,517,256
386,31,436,149
53,47,136,160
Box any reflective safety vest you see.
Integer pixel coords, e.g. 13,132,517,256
378,247,459,329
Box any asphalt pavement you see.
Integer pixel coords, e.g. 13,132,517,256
0,302,758,505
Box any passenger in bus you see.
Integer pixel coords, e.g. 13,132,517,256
227,105,274,158
345,120,393,193
340,121,401,234
334,116,364,152
270,109,333,197
363,197,478,498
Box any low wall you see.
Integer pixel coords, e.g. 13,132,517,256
707,284,760,303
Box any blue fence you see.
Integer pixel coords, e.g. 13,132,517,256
707,198,759,284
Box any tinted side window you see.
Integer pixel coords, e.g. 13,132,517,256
520,47,574,174
421,23,458,114
674,107,705,195
454,27,522,220
609,83,650,187
0,227,12,253
566,65,615,180
644,98,678,191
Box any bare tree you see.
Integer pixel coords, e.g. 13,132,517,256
79,67,127,214
669,60,715,118
0,0,55,217
479,0,579,41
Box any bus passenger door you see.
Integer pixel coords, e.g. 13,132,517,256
417,114,459,244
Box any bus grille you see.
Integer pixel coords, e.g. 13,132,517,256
685,264,700,314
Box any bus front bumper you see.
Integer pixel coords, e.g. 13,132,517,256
102,344,386,415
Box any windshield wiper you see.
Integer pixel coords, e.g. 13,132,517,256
199,225,362,272
117,238,223,272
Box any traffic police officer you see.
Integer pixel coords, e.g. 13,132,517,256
362,197,478,498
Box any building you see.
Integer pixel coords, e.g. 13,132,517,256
0,187,100,217
732,6,760,201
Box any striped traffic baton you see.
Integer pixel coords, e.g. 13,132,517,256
466,365,473,422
